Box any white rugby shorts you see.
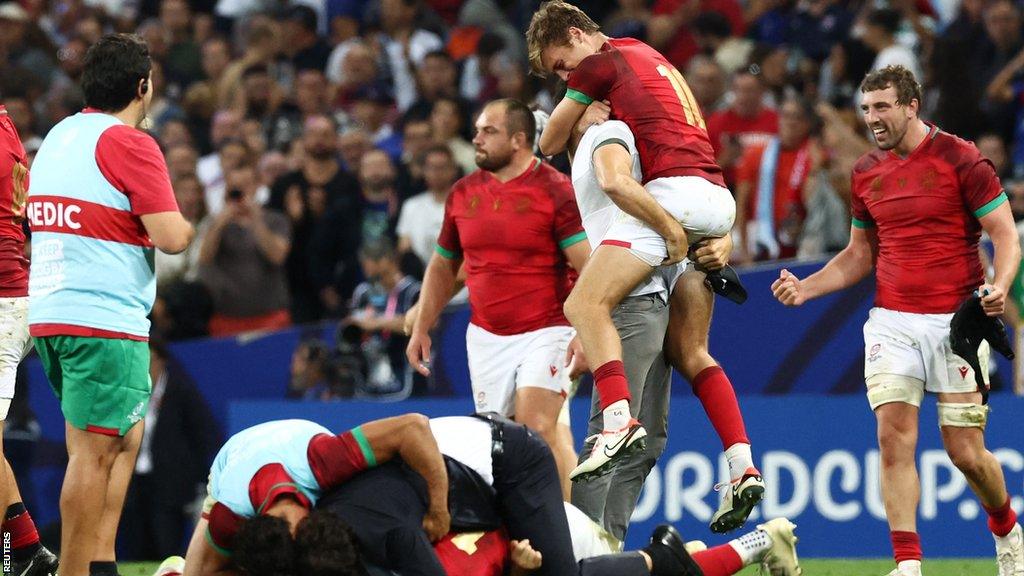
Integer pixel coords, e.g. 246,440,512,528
0,297,32,416
601,176,736,266
466,323,573,417
863,307,989,395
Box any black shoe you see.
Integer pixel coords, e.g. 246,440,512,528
648,525,704,576
10,545,59,576
705,265,748,304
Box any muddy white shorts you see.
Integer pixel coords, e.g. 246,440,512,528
0,297,31,418
466,323,573,417
863,307,988,400
601,176,736,266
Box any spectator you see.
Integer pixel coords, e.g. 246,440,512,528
927,37,983,141
976,133,1011,181
602,0,652,39
195,109,242,185
144,61,186,131
217,18,282,110
693,11,754,75
283,4,332,73
430,96,476,175
198,164,293,336
270,115,362,322
191,36,232,107
357,148,401,247
119,337,220,561
396,117,433,198
734,96,816,262
646,0,745,72
159,0,203,91
797,139,851,258
397,143,458,268
374,0,444,111
160,118,195,149
157,174,208,286
329,39,381,109
976,0,1023,140
338,126,373,172
165,144,199,180
286,338,348,400
686,55,728,114
405,50,470,123
787,0,854,63
202,138,255,214
1,96,42,153
863,9,923,82
349,84,402,160
706,69,779,187
238,63,284,129
346,238,422,399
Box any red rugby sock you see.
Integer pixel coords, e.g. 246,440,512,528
593,360,631,411
691,366,749,449
984,497,1018,538
693,544,745,576
890,530,922,563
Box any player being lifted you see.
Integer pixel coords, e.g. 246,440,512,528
773,65,1024,576
527,0,763,533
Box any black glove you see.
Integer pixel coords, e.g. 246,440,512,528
949,295,1015,390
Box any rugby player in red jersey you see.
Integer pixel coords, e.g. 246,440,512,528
527,1,763,534
773,65,1024,576
407,98,589,493
0,103,60,576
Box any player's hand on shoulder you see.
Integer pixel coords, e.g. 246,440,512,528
510,539,543,571
979,283,1007,317
406,331,432,376
577,100,611,132
422,506,451,542
772,269,806,306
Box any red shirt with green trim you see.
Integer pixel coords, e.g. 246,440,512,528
851,125,1005,314
0,106,29,297
565,37,725,187
204,421,376,555
436,159,585,335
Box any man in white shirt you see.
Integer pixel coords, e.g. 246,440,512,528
397,143,460,268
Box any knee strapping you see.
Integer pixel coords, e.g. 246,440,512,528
866,374,924,410
937,402,989,429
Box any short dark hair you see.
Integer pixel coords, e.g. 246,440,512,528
422,49,453,64
860,65,922,107
234,515,297,576
358,237,397,261
422,142,454,162
694,11,732,39
81,34,152,112
866,8,901,35
490,98,536,146
286,4,319,33
294,511,362,576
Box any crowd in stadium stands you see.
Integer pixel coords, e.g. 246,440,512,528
4,0,1024,342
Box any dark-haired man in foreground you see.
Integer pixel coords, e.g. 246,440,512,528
28,33,193,576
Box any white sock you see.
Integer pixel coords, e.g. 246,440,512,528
728,528,773,565
602,399,631,431
725,443,755,481
897,560,922,574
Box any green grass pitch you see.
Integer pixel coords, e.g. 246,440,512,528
121,558,994,575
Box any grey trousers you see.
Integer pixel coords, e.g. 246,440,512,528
571,293,672,541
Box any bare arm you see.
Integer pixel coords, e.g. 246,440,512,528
979,201,1021,316
593,143,689,263
407,252,462,376
358,413,450,539
562,237,591,273
141,212,195,254
772,225,877,305
249,212,290,266
986,49,1024,103
539,97,589,157
647,0,699,48
197,214,230,265
182,519,237,576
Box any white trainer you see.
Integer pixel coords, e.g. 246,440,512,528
884,561,922,576
711,467,766,533
996,523,1024,576
569,419,646,481
757,518,801,576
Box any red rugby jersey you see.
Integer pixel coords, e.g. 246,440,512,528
436,159,585,335
0,107,29,297
565,37,725,187
851,125,1006,314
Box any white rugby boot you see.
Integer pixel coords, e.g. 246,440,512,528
711,466,766,533
996,523,1024,576
154,556,186,576
757,518,801,576
569,419,646,481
